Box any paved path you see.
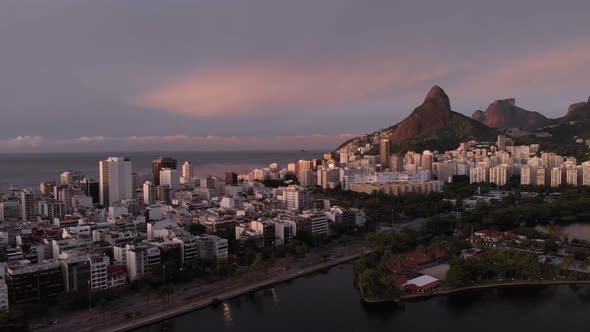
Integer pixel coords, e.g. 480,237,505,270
100,250,368,332
40,244,369,332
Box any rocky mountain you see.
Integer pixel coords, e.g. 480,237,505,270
564,97,590,122
337,86,498,154
389,86,453,142
471,98,554,130
337,87,590,155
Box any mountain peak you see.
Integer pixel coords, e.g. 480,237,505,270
423,85,451,111
336,85,498,154
565,98,590,121
471,98,552,130
390,86,455,143
495,98,515,106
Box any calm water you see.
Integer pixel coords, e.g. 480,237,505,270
0,150,321,189
137,263,590,332
536,223,590,242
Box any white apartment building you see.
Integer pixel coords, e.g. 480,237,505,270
89,254,110,292
520,165,533,185
284,185,310,212
99,157,133,207
181,161,193,184
160,168,180,190
342,171,431,190
469,167,489,184
582,162,590,186
143,181,156,205
303,212,329,237
551,167,563,188
125,244,161,281
20,190,35,222
566,167,582,186
489,165,509,186
0,201,20,221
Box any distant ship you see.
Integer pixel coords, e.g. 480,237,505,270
300,149,307,153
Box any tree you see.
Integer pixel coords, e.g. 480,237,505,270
560,256,576,278
160,285,175,305
358,269,383,298
542,239,559,254
143,284,157,308
446,261,471,287
250,253,268,272
338,235,351,247
294,243,309,257
216,258,237,277
95,298,109,326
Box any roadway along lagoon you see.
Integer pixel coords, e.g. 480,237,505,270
136,263,590,332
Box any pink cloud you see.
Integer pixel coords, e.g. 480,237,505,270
5,136,44,149
135,60,448,117
453,41,590,101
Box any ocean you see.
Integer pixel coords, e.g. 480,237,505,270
0,150,322,189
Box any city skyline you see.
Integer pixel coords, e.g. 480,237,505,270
1,1,590,152
5,2,590,330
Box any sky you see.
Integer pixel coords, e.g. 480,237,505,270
1,0,589,152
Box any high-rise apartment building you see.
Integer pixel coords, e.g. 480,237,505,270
469,167,489,184
297,160,312,179
284,185,310,212
60,171,82,185
152,157,177,186
0,202,20,222
520,165,533,185
20,190,35,222
389,154,404,172
489,165,509,186
156,185,171,203
80,177,100,204
497,135,507,151
99,157,133,207
225,172,238,185
39,181,56,196
582,162,590,186
536,168,548,187
299,170,316,187
159,168,180,190
143,181,156,206
380,139,391,169
181,161,193,183
566,167,582,186
550,167,563,188
421,152,433,173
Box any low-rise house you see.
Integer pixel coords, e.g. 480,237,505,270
402,275,440,293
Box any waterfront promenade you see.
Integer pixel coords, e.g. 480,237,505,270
40,244,370,332
102,251,368,332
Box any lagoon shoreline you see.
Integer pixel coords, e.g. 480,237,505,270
361,279,590,303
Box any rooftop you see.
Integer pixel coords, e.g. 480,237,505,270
403,275,439,287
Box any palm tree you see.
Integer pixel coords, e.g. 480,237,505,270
160,285,175,305
95,298,108,326
144,285,156,308
560,256,576,278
